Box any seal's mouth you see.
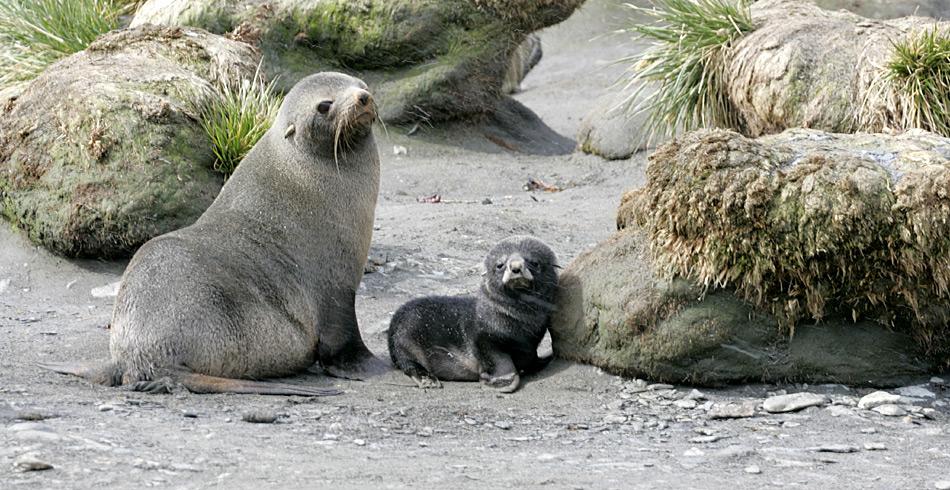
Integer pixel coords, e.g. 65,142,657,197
332,87,377,162
502,257,533,289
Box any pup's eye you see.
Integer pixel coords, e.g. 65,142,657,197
526,260,539,269
495,263,505,270
317,100,333,114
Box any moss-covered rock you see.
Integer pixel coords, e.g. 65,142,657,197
550,229,933,386
0,25,260,258
130,0,584,124
620,127,950,362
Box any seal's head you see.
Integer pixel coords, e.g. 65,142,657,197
277,72,377,158
483,236,559,298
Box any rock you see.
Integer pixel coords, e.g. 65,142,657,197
808,445,859,453
241,411,279,424
493,421,512,430
931,377,946,385
603,414,628,424
812,0,950,19
863,442,887,451
762,393,828,413
131,0,583,125
708,402,757,420
550,229,933,386
353,439,366,446
0,26,258,257
674,399,698,410
690,435,724,444
13,454,53,472
872,404,907,417
647,383,674,391
682,448,705,457
577,83,670,160
896,385,936,399
685,389,707,401
90,282,121,299
936,481,950,490
858,391,902,410
744,465,761,474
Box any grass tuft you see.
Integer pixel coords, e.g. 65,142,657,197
618,0,755,140
0,0,126,88
885,27,950,137
197,68,283,176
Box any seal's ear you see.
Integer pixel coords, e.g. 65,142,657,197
284,124,296,139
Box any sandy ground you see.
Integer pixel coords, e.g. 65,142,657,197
2,1,950,488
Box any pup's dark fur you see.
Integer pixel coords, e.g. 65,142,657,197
388,236,558,392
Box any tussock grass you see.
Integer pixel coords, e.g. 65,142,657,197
197,69,283,176
619,0,755,139
0,0,125,88
885,27,950,137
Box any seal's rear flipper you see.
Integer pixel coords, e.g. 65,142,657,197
324,352,392,381
38,361,122,386
173,373,342,396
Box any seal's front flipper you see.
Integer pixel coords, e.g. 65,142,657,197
173,373,342,396
324,350,392,381
38,361,122,386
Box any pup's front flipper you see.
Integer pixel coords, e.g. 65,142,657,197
480,371,521,393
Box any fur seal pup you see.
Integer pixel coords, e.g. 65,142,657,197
41,72,387,395
387,237,558,393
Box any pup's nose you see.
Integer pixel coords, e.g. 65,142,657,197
509,260,524,274
356,90,371,106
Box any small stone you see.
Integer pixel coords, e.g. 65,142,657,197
416,427,433,437
930,377,945,385
872,404,907,417
13,454,53,472
685,389,707,401
744,465,761,474
682,448,705,457
353,439,366,446
603,414,628,424
481,198,493,205
708,401,757,419
493,421,512,430
97,404,116,412
647,383,674,391
896,385,936,399
182,410,198,418
863,442,887,451
536,453,558,462
463,417,478,426
90,281,121,298
674,399,698,409
690,435,723,444
393,145,408,156
858,391,901,410
935,481,950,490
808,444,859,453
860,427,877,434
241,411,279,424
762,393,828,413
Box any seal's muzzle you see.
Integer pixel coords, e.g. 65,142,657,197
502,255,533,289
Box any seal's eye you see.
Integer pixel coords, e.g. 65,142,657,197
526,260,539,269
317,100,333,114
495,262,505,270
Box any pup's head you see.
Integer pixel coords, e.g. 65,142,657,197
483,236,558,297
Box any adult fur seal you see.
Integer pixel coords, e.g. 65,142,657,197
387,236,558,393
41,72,387,395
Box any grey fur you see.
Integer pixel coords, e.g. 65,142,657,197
43,72,387,394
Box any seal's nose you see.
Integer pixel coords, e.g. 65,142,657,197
509,260,524,274
356,90,371,106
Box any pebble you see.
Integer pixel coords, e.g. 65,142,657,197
493,421,512,430
241,411,279,424
97,404,116,412
603,414,628,424
392,145,409,156
809,444,859,453
708,401,757,419
353,439,366,446
536,453,559,462
863,442,887,451
690,435,724,444
674,399,698,410
13,454,53,472
685,389,707,401
682,448,705,457
858,391,901,410
896,385,936,399
872,404,907,417
0,278,10,293
647,383,674,391
744,465,761,474
762,393,828,413
930,377,945,385
90,281,121,298
416,427,433,437
935,481,950,490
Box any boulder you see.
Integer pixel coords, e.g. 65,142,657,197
811,0,949,19
131,0,584,124
550,229,933,386
577,83,670,160
0,25,260,258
